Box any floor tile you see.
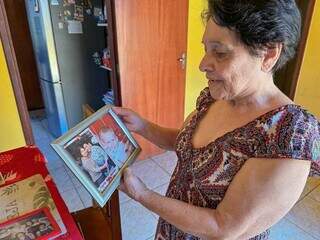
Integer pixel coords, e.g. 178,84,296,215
152,151,178,175
286,196,320,239
131,159,170,189
299,177,320,201
40,118,50,133
309,185,320,203
270,218,317,240
76,184,93,208
67,168,83,188
30,119,51,142
36,141,65,171
120,200,158,240
59,189,84,212
49,167,75,193
119,190,132,204
29,109,45,118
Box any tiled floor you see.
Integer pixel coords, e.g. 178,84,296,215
30,112,320,240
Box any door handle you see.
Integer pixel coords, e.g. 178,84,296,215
177,53,186,70
34,0,40,12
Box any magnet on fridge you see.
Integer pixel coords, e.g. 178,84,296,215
51,0,59,5
93,7,102,17
64,10,71,21
58,22,64,29
58,11,63,20
67,20,83,34
63,0,69,7
74,5,84,21
86,8,92,15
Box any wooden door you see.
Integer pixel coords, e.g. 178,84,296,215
114,1,188,159
3,0,44,110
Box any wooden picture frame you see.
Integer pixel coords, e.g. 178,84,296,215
51,105,141,207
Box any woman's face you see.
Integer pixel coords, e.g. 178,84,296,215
16,233,25,240
199,19,265,101
80,146,89,158
100,131,117,150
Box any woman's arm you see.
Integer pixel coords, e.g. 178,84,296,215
113,107,195,150
140,121,179,150
141,110,197,150
120,158,311,240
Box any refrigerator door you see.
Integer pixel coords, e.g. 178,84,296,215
40,79,68,137
49,0,108,128
25,0,69,136
25,0,59,83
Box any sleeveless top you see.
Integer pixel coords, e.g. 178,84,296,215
155,88,320,240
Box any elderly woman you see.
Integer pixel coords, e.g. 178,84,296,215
115,0,320,239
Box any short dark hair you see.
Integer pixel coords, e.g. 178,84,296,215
203,0,301,72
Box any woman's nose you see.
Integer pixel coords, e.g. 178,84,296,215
199,54,213,73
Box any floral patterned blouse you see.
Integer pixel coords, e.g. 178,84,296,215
155,88,320,240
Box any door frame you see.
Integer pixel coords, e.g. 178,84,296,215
0,0,34,145
288,0,316,99
0,0,316,145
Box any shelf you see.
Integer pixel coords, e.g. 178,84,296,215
100,65,112,71
97,22,108,27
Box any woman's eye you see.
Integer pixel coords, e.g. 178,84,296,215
215,52,227,58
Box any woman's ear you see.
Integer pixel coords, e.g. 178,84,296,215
261,43,283,73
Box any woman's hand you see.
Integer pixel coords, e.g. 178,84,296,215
112,107,147,135
118,167,150,201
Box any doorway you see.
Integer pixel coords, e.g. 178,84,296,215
0,0,116,212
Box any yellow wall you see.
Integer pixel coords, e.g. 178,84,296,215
185,1,320,119
184,0,208,117
294,1,320,118
0,40,25,152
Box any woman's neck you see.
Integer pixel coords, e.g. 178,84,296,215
228,79,292,112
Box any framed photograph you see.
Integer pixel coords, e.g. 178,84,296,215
0,208,60,240
51,106,141,207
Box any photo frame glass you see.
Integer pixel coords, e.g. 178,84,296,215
51,106,141,207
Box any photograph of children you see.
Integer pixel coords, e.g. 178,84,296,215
88,112,135,168
0,208,60,240
64,128,118,193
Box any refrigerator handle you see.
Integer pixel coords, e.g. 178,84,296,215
34,0,39,13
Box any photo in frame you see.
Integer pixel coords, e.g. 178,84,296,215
0,208,61,240
51,106,141,207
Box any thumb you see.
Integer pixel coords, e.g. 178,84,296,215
112,107,132,117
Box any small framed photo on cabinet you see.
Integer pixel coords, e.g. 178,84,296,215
0,208,61,240
51,106,141,207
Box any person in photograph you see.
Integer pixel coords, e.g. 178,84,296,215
114,0,320,239
14,232,32,240
35,223,52,237
98,127,134,167
24,221,36,239
79,142,109,188
84,141,111,177
0,229,12,240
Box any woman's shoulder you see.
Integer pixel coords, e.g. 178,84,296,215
255,104,320,176
265,104,319,135
256,104,318,132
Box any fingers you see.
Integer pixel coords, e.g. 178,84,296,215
118,181,126,192
112,107,133,116
123,167,133,177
